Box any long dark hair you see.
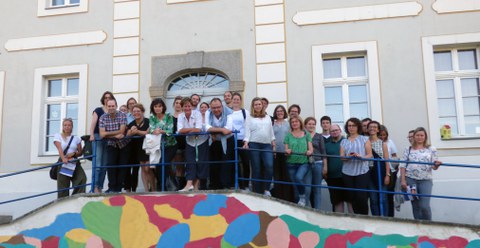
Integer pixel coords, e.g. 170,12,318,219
150,98,167,114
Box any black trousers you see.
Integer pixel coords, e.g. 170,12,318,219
209,137,235,189
342,171,370,215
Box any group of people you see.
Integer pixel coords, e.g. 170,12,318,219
53,90,442,221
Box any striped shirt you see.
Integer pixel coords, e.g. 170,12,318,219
340,135,369,176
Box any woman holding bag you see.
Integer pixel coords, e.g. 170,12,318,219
54,118,86,198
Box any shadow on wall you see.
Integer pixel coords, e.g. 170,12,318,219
0,193,479,247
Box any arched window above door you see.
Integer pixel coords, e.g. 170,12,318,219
168,72,229,91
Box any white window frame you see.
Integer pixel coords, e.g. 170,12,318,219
312,41,382,127
31,65,87,164
37,0,88,17
423,32,480,149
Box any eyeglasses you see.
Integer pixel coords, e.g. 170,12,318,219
347,125,357,127
330,129,341,132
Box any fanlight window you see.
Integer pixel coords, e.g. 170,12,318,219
168,72,229,91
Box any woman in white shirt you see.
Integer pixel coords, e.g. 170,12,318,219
243,97,276,195
54,118,85,198
226,92,250,190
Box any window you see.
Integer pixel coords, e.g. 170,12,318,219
323,55,370,125
434,49,480,137
44,77,79,153
423,32,480,147
31,65,87,164
312,41,382,128
38,0,88,17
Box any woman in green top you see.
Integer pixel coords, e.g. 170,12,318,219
149,98,177,191
284,116,313,207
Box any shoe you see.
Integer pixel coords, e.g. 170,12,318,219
264,190,271,197
297,195,306,207
178,185,194,192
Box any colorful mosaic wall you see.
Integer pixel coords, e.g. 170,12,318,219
0,194,478,247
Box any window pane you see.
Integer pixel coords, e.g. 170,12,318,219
461,78,479,97
437,99,457,116
463,97,480,116
66,103,78,118
464,116,480,135
47,120,60,136
347,56,366,77
70,0,80,4
67,78,79,96
325,105,344,123
325,87,342,104
323,59,341,79
439,117,458,135
434,51,453,71
45,136,56,153
350,103,369,120
458,49,478,70
48,79,62,97
47,104,61,120
349,85,367,103
436,80,455,98
51,0,65,6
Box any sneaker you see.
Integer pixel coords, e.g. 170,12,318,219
264,190,271,197
298,196,306,207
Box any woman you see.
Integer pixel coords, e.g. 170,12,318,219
305,117,327,210
126,97,137,124
379,125,398,217
172,96,186,190
400,127,441,221
126,104,151,192
124,97,139,192
243,97,275,195
149,98,177,191
226,92,250,190
367,121,391,216
199,102,209,124
177,97,210,191
54,118,86,198
272,105,293,201
340,117,372,215
89,91,114,193
284,116,313,207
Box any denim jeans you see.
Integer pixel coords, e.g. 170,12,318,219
406,177,433,220
368,180,389,216
311,161,324,210
287,163,311,206
248,142,274,194
93,133,108,189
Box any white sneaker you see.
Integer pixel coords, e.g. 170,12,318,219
264,190,271,197
297,195,306,207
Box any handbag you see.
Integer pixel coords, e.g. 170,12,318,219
81,135,93,161
50,136,75,180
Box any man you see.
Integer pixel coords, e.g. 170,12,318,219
191,93,201,110
361,118,372,136
320,115,332,140
261,97,274,124
224,91,233,109
408,129,415,145
324,124,352,213
206,98,234,189
288,104,301,118
99,99,129,192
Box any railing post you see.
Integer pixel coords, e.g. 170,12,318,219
377,159,384,216
234,131,239,190
161,136,165,192
90,139,97,193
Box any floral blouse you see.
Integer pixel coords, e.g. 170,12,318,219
149,113,177,147
399,146,438,180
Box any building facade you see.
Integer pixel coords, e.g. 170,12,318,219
0,0,479,223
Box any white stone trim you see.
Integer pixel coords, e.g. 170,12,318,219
432,0,480,14
4,31,106,52
167,0,211,3
257,83,287,102
113,56,139,75
293,2,422,26
31,65,88,164
312,41,382,124
113,74,139,93
256,43,285,64
257,63,286,83
113,37,140,56
37,0,89,17
255,5,284,25
114,1,140,20
0,71,4,156
113,19,140,38
255,24,285,44
255,0,283,6
422,33,480,148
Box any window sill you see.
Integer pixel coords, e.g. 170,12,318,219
45,4,80,10
441,136,480,141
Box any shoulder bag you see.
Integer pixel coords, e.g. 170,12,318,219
50,136,75,180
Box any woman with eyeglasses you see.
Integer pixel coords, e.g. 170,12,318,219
54,118,86,198
340,117,372,215
400,127,442,220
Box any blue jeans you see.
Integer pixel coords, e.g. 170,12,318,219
248,142,274,194
368,180,389,216
93,133,108,189
406,177,433,220
311,161,324,210
287,163,311,206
